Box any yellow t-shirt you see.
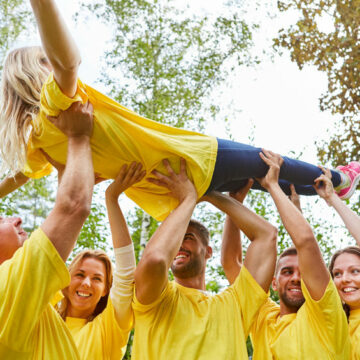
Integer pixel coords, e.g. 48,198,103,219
131,266,267,360
251,278,350,360
25,73,218,220
349,309,360,359
0,228,80,360
65,298,130,360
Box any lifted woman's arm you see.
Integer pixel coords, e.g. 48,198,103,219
30,0,81,97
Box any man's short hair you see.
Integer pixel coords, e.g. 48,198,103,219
275,247,298,275
188,219,210,247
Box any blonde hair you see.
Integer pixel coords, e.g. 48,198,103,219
0,46,49,176
56,249,113,323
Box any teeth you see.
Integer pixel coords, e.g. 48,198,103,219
343,288,357,293
77,291,91,297
176,255,187,259
289,289,302,292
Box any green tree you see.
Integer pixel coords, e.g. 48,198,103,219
0,0,33,69
0,176,54,233
273,0,360,167
272,0,360,252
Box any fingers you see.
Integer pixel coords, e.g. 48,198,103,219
162,159,176,178
147,177,169,188
128,162,146,183
106,162,145,197
260,149,284,166
259,151,271,166
84,101,94,114
318,165,332,179
314,174,325,185
179,157,187,175
151,168,170,184
115,162,145,186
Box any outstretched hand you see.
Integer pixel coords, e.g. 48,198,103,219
47,101,94,138
148,158,197,203
106,162,146,200
256,149,283,190
314,166,335,204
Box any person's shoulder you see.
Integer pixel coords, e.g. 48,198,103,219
133,280,175,312
257,297,279,318
301,277,339,309
225,265,268,299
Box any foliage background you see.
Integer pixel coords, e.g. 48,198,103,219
1,0,359,357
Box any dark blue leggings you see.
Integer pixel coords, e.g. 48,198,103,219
206,138,341,196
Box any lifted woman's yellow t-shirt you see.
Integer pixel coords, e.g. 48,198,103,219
25,74,217,220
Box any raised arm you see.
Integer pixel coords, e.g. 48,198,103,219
105,162,146,328
41,101,94,261
0,172,29,198
315,167,360,246
218,179,254,284
105,162,145,249
134,158,197,305
30,0,80,97
205,190,277,292
258,150,329,300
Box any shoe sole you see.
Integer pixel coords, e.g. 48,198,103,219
340,172,360,200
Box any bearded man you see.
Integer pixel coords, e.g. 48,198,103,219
222,150,351,360
131,158,277,360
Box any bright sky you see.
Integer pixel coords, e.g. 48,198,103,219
20,0,355,249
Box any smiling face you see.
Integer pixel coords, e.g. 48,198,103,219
332,252,360,310
0,216,28,264
273,254,305,315
171,224,212,280
65,257,108,319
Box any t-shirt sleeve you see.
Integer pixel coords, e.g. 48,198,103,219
132,281,173,314
250,297,278,342
0,228,70,352
302,277,350,355
231,265,268,335
24,73,88,179
41,72,88,116
94,298,130,355
23,136,53,179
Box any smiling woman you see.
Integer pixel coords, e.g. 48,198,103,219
57,250,112,322
49,162,143,360
54,249,133,359
329,247,360,359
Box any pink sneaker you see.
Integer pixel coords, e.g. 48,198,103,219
336,161,360,199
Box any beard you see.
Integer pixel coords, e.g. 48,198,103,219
171,256,204,279
279,290,305,311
